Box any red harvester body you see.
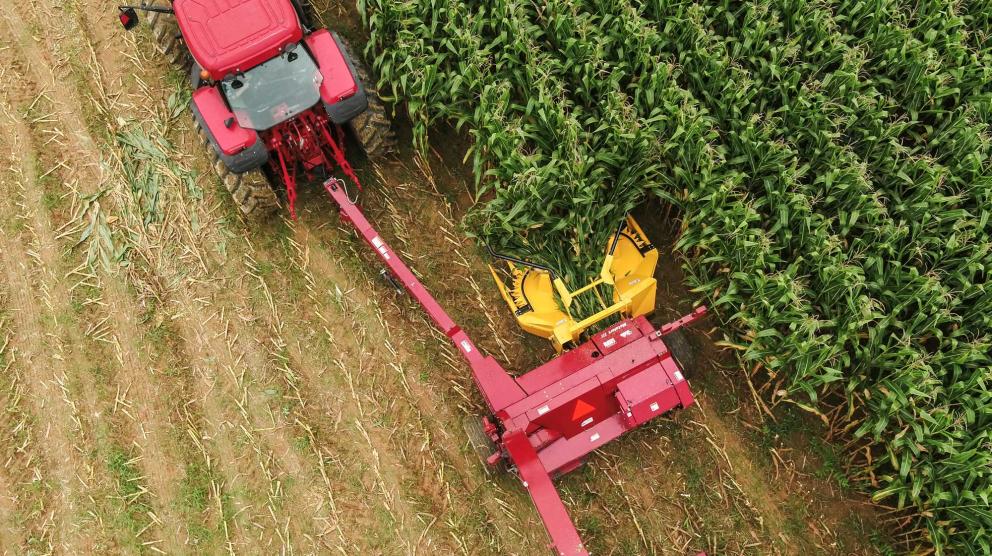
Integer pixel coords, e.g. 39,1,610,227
325,180,706,555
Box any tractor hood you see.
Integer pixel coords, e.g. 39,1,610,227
174,0,303,80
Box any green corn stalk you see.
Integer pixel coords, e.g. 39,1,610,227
362,0,992,551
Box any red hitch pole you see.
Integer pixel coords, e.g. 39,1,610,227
322,179,527,411
659,305,707,334
503,431,589,555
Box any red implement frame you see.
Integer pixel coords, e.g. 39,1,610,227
265,106,361,219
324,178,708,555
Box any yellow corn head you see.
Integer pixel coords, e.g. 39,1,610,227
489,216,659,352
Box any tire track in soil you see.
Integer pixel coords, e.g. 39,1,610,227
0,246,35,553
243,233,459,554
109,101,353,553
275,173,553,554
232,246,407,553
129,208,420,554
0,47,53,554
115,191,346,552
0,293,52,555
0,6,213,552
39,0,410,549
58,4,241,550
158,267,347,552
0,82,114,554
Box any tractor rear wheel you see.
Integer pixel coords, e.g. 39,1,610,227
147,6,189,67
194,124,280,221
149,12,278,222
189,63,279,221
222,168,281,221
290,0,317,31
341,40,396,158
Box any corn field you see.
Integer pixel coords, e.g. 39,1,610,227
362,0,992,552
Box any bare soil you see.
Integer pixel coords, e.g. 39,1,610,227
0,1,890,555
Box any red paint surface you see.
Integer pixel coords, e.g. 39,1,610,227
615,363,681,427
192,86,257,155
570,399,594,420
503,431,589,556
304,30,358,104
175,0,303,79
264,106,355,218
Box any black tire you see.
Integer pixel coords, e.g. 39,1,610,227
463,415,498,474
147,5,189,67
290,0,316,31
224,169,281,221
194,123,280,221
189,61,203,88
152,14,277,222
663,328,696,377
340,39,396,158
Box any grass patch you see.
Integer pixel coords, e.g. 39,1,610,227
177,460,217,545
69,280,101,316
811,437,851,490
179,461,211,514
106,445,154,548
757,407,806,450
755,406,852,491
836,512,897,555
292,435,310,452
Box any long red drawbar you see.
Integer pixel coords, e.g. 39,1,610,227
324,179,706,555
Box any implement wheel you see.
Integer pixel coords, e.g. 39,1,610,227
463,415,498,474
664,328,696,377
341,39,396,158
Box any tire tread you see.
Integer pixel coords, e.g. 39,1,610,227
340,39,396,158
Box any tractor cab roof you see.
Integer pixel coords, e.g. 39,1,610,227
174,0,303,80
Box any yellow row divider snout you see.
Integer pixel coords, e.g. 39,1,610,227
487,216,659,352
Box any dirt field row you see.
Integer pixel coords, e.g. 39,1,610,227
0,0,888,554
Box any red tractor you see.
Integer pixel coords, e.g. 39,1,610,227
118,0,394,219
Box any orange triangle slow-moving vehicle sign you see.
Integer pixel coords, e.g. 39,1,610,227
571,399,595,420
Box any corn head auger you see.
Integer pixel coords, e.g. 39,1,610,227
117,1,707,552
